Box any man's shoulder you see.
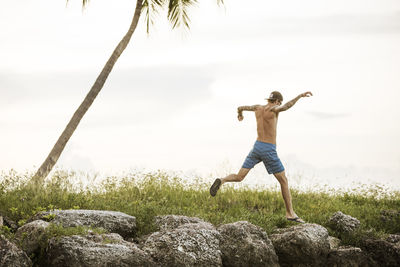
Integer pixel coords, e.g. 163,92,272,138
263,105,280,117
267,104,280,112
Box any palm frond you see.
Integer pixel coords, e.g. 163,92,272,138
167,0,197,30
65,0,90,10
142,0,165,34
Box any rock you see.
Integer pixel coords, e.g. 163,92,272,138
154,215,207,231
328,236,341,249
143,221,222,266
0,216,3,227
45,233,155,267
386,234,400,243
326,246,378,267
0,235,32,267
32,209,136,238
329,211,360,234
0,213,18,232
362,237,400,267
217,221,279,267
270,223,330,267
14,220,50,256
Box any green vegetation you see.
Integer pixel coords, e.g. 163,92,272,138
1,169,399,247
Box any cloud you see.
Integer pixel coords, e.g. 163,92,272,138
306,111,351,119
200,13,400,41
267,13,400,35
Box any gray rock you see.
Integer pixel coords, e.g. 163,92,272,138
143,221,222,266
154,215,207,231
217,221,279,267
326,246,378,267
32,209,136,238
46,233,155,267
0,213,18,231
14,220,50,256
328,236,341,249
0,235,32,267
329,211,360,234
270,223,330,267
362,237,400,267
386,234,400,243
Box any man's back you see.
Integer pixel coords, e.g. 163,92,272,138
255,104,278,144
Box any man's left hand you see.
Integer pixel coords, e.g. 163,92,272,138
300,91,313,97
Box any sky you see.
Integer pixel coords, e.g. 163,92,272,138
1,0,400,190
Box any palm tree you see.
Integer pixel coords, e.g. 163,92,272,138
33,0,224,184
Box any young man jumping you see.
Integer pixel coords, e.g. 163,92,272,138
210,91,313,223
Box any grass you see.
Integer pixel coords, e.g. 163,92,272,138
1,169,399,247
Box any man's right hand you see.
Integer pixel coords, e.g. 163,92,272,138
237,114,244,121
300,91,313,97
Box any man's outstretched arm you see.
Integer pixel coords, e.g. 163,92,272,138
237,105,261,121
273,91,313,113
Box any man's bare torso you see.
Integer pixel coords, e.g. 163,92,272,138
255,104,279,144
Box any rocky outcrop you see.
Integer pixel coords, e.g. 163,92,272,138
32,209,137,238
0,235,32,267
326,246,377,267
3,210,397,267
217,221,279,267
14,220,50,256
361,235,400,267
270,223,330,267
45,233,155,267
143,222,222,266
154,215,207,231
329,211,360,234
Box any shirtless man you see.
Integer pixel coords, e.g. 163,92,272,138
210,91,313,223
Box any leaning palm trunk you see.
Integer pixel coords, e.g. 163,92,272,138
32,0,143,183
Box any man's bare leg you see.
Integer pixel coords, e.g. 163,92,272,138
273,170,304,222
210,168,250,196
221,168,250,184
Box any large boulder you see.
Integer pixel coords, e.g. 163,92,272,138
362,235,400,267
45,233,155,267
14,220,50,256
326,246,378,267
32,209,136,238
0,235,32,267
217,221,279,267
329,211,360,234
270,223,330,267
154,215,207,231
143,222,222,266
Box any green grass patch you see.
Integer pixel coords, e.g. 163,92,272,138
1,169,399,246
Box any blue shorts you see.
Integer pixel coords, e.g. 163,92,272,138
242,141,285,174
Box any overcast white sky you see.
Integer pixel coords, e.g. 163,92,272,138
1,0,400,189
